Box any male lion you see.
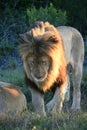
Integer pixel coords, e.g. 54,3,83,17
19,21,84,116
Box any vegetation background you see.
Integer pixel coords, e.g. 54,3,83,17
0,0,87,129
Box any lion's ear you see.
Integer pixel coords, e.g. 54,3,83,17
19,34,24,39
47,35,59,43
42,32,58,43
19,33,32,43
19,33,28,43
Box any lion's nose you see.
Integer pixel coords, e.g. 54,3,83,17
36,75,43,79
35,73,45,79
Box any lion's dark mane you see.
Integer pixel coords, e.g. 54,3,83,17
19,21,67,93
25,73,63,94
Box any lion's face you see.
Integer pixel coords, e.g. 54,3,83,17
27,55,50,82
19,21,67,91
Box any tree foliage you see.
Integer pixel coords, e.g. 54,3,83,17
0,0,87,34
51,0,87,35
26,4,67,26
0,2,67,60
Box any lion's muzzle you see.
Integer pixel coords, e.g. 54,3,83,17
31,72,47,82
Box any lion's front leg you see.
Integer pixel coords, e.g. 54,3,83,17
46,87,65,114
46,82,68,114
30,88,46,116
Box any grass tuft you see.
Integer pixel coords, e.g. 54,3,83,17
0,67,87,129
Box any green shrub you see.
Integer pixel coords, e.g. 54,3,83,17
0,4,67,57
26,4,67,26
0,42,15,56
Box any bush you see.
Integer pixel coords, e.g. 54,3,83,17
0,4,67,58
26,4,67,26
0,7,27,56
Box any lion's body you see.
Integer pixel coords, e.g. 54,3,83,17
57,26,84,65
57,26,84,109
19,22,84,116
0,82,27,117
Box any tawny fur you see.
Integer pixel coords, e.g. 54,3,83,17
19,21,84,115
0,82,27,117
19,21,67,92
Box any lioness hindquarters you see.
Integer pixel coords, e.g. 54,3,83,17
0,82,27,117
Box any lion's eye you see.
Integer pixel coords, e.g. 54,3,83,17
31,61,35,65
41,60,46,65
29,60,35,66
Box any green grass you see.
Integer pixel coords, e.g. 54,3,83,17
0,111,87,130
0,67,27,94
0,67,24,84
0,67,87,130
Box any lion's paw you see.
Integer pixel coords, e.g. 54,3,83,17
46,100,63,115
46,100,54,113
46,102,60,115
